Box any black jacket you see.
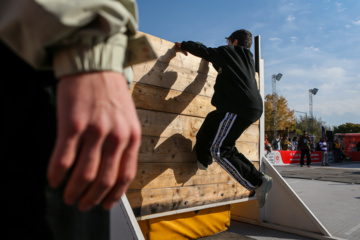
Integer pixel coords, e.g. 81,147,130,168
181,41,263,122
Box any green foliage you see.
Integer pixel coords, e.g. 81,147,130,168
333,123,360,133
295,116,327,142
295,115,309,132
295,128,303,136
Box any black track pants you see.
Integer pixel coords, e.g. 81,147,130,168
300,149,312,166
195,110,263,191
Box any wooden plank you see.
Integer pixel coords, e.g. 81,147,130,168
129,163,231,190
134,32,218,78
137,109,259,143
127,182,253,217
129,161,260,190
131,83,215,118
138,135,195,163
133,33,217,98
237,142,259,161
137,136,259,164
138,109,202,140
132,83,260,126
133,59,216,98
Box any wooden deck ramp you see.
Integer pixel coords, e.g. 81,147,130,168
126,32,261,220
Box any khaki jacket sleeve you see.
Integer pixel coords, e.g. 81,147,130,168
0,0,138,79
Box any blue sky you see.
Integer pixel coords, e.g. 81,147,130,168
136,0,360,128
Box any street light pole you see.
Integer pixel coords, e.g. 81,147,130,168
309,88,319,133
272,73,283,138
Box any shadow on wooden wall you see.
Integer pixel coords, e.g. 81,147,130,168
129,47,210,216
127,33,257,218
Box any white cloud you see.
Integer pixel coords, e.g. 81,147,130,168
265,62,360,126
269,37,282,42
290,36,298,43
278,0,311,14
335,2,346,12
304,46,320,52
286,15,296,22
352,19,360,25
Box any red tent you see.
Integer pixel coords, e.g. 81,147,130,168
334,133,360,156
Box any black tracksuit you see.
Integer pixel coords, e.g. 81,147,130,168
181,41,263,190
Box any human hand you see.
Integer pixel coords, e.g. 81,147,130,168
175,42,188,56
47,71,141,211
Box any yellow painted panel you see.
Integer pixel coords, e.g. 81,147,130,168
138,220,150,240
231,199,260,222
139,205,230,240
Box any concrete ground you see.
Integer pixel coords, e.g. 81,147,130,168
199,161,360,240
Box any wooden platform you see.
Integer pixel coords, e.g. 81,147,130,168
126,32,260,218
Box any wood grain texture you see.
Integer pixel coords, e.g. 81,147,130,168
128,182,254,217
126,32,261,217
136,135,258,164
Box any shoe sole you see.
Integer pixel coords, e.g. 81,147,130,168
264,177,273,202
197,161,208,171
258,176,273,208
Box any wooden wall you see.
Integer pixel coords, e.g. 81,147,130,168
126,32,260,218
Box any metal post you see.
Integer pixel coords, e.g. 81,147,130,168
309,91,313,133
272,73,282,138
308,88,318,134
272,75,277,138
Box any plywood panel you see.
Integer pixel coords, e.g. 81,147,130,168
129,161,259,191
131,82,215,118
128,182,253,217
137,109,259,142
132,33,217,98
129,163,230,190
133,61,216,98
126,32,261,218
137,136,258,164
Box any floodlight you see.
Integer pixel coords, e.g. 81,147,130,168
275,73,283,81
309,88,319,95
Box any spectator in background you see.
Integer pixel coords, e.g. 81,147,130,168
282,137,292,151
298,131,312,167
272,135,282,151
291,137,298,151
265,134,272,156
340,147,347,161
334,139,341,162
319,138,329,166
